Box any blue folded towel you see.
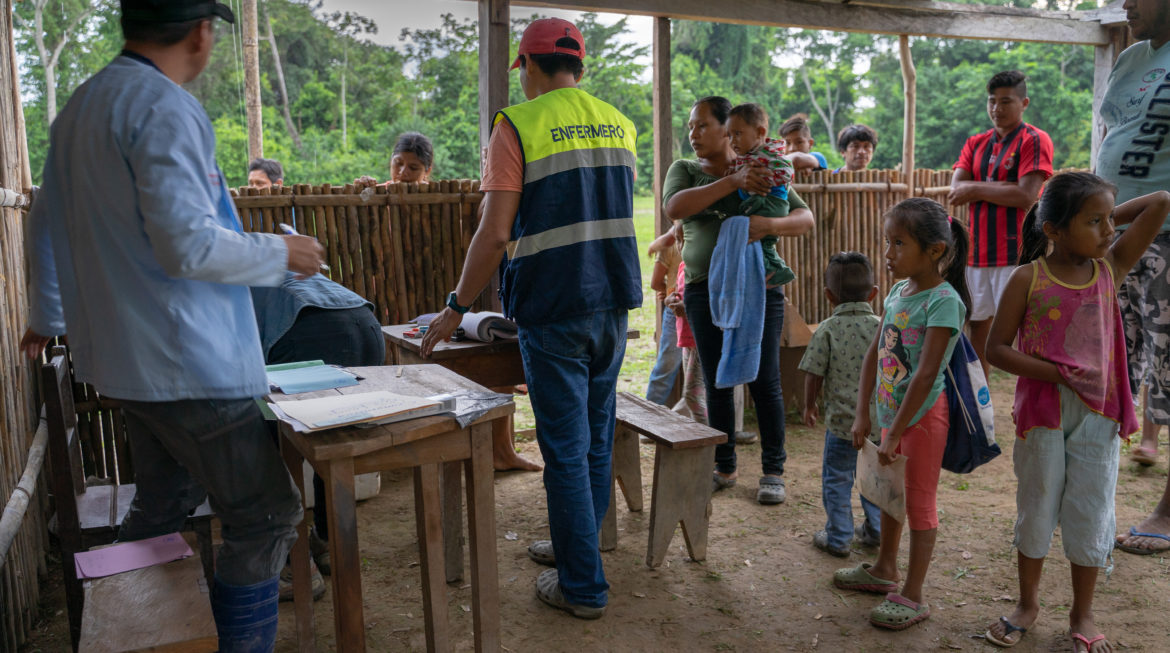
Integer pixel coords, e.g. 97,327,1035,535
708,216,765,389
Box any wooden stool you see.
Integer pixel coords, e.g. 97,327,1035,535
605,392,726,568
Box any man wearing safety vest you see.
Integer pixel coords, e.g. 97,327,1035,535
423,17,640,619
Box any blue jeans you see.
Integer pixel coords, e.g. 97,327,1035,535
645,312,682,405
822,432,881,549
684,281,786,476
518,309,628,608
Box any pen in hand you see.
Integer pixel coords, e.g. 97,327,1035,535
279,223,330,271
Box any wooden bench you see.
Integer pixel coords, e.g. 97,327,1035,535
604,392,726,568
78,547,217,653
42,348,214,650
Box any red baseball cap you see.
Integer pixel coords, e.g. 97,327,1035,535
510,18,585,70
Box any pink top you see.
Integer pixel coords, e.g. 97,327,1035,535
1013,258,1137,439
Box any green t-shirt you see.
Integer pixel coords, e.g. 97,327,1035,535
662,158,807,284
875,280,965,429
799,301,881,441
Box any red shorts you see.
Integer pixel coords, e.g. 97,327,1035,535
882,393,949,530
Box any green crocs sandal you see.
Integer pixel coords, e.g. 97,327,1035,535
869,593,930,630
832,563,898,594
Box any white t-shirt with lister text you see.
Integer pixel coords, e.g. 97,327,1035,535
1097,39,1170,230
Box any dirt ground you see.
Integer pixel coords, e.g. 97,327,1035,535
19,371,1170,652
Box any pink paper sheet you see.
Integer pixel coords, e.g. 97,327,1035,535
74,532,193,579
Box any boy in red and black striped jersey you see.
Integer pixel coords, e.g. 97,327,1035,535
948,70,1054,377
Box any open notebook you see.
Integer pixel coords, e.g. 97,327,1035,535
271,391,455,433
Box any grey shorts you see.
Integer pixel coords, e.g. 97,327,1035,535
1119,231,1170,424
1013,387,1119,568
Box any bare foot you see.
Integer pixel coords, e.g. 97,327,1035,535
1070,614,1112,653
494,450,542,472
863,563,900,586
985,605,1038,647
1115,513,1170,553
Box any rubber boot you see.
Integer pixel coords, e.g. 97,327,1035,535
211,575,279,653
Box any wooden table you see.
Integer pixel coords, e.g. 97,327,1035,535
383,324,640,389
273,365,513,653
382,324,527,388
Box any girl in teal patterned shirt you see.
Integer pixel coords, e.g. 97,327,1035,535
832,198,971,631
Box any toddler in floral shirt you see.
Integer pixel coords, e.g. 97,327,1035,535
728,102,794,285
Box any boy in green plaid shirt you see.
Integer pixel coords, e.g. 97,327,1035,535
800,253,883,558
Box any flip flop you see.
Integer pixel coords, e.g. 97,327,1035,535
1130,446,1157,466
1115,526,1170,555
869,592,930,630
832,562,898,594
1071,632,1107,653
984,616,1028,647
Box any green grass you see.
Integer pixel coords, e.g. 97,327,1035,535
513,195,662,432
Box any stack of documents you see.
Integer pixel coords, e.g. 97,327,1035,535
270,391,456,433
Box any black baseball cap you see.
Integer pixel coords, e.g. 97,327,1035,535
121,0,235,24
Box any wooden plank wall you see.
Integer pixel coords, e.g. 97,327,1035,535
232,181,492,325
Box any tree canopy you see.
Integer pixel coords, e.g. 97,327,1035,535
16,0,1106,190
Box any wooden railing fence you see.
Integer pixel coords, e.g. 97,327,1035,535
230,172,982,327
232,181,491,326
778,168,969,324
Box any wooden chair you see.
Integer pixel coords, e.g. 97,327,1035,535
78,545,218,653
603,392,727,568
42,347,214,650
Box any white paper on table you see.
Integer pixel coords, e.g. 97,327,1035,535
274,391,440,431
857,439,908,523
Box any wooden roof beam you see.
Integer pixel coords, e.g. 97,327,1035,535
500,0,1109,46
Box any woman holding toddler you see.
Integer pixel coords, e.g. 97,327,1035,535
662,96,814,505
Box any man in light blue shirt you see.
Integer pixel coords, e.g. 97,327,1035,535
20,2,324,649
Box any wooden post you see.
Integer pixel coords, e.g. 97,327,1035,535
241,0,263,160
477,0,509,312
478,0,509,160
7,9,29,192
652,16,672,237
899,34,916,191
1092,25,1129,165
651,16,674,390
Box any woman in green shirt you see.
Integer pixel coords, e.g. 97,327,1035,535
663,96,815,504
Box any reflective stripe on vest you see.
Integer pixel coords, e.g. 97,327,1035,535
506,217,636,259
492,87,641,324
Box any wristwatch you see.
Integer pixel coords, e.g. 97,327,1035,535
446,291,471,314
